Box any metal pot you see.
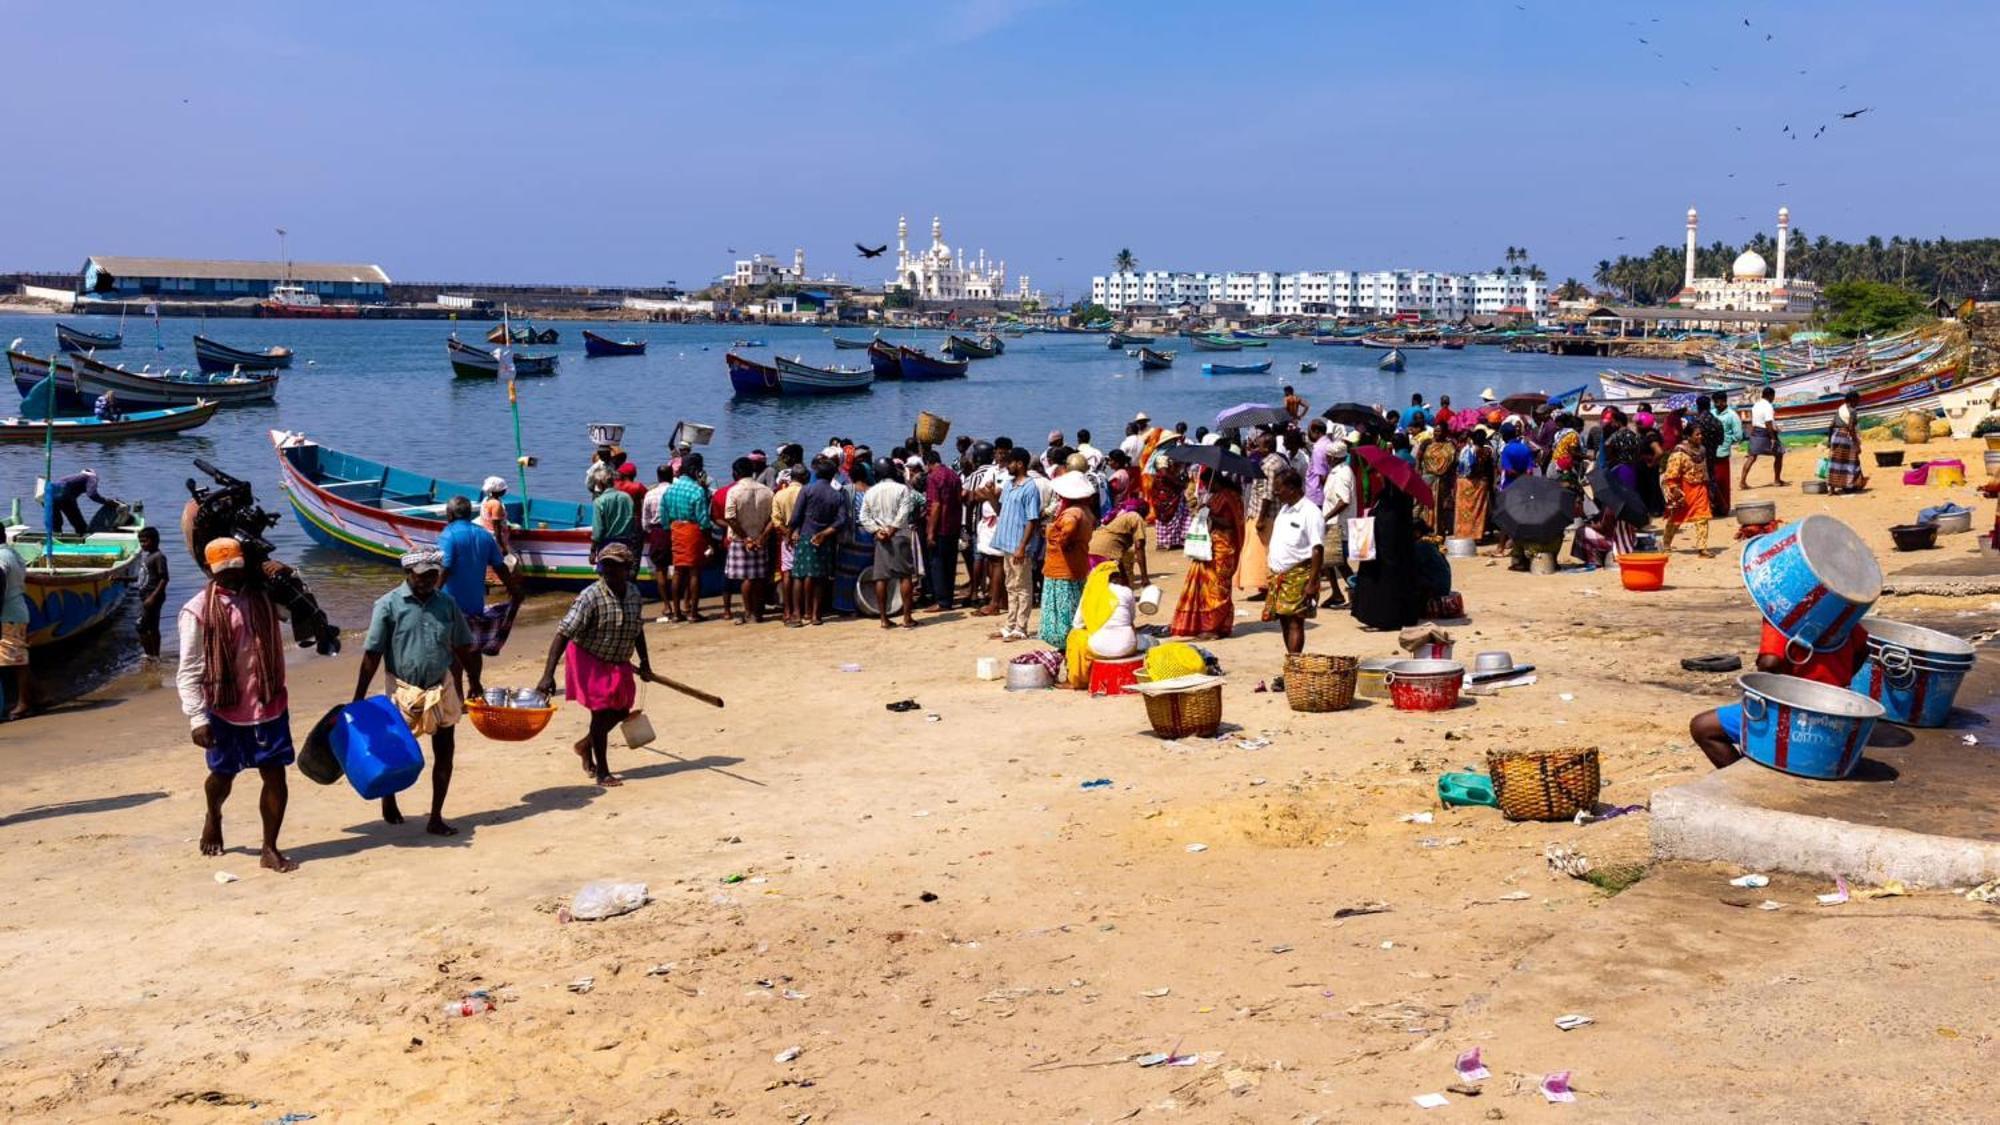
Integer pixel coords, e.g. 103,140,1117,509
1355,657,1399,700
1733,499,1777,525
1006,661,1054,691
1383,659,1465,712
1445,537,1478,558
1931,509,1972,535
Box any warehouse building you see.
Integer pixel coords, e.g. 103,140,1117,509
76,256,392,303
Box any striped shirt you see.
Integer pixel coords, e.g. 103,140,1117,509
990,476,1042,556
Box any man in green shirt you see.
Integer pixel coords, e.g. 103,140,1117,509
354,550,474,836
1711,390,1743,514
591,477,638,561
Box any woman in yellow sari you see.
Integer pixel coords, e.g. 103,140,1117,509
1170,471,1245,639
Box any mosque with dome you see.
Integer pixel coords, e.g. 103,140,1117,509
1673,205,1820,314
886,215,1038,305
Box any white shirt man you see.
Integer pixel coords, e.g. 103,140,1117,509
1267,494,1326,575
1749,397,1776,431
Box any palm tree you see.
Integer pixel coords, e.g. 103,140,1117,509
1556,277,1588,302
1113,248,1137,275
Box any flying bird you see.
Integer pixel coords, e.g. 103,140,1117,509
1638,36,1648,43
1743,17,1750,25
1764,33,1772,40
1814,125,1826,138
855,242,889,258
1839,107,1872,119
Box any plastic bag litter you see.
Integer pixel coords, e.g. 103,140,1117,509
1455,1047,1490,1082
569,881,650,921
1540,1071,1577,1103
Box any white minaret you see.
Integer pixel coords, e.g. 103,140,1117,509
793,247,805,276
897,215,908,258
1774,206,1790,285
931,216,942,247
1684,206,1699,292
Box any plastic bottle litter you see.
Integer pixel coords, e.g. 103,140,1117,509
774,1045,803,1064
441,991,495,1018
569,881,650,921
1554,1013,1594,1031
1728,874,1771,888
1185,843,1209,853
1399,811,1435,825
567,976,595,994
1540,1071,1577,1104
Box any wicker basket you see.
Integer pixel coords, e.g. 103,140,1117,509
1143,686,1222,739
466,700,559,742
1284,653,1358,713
916,410,952,446
1487,747,1601,822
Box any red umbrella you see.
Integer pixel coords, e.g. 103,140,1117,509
1353,445,1435,509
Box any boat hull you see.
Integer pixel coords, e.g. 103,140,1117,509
55,323,122,353
71,351,278,406
581,330,647,357
1201,361,1272,375
0,400,219,442
832,336,875,350
867,341,904,380
7,349,89,413
772,355,873,395
192,334,293,374
1190,335,1243,352
447,337,557,378
3,529,139,646
896,346,968,380
726,352,782,396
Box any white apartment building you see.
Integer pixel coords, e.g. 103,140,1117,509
733,249,809,289
1091,268,1547,320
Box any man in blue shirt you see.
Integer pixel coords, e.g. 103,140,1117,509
989,449,1042,641
437,495,523,700
1498,423,1536,489
1400,393,1429,434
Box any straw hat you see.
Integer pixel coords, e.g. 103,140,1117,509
1051,472,1096,501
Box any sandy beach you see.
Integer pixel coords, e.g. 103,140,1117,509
1,444,1996,1122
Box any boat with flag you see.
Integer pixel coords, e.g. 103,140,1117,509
192,334,294,373
895,346,969,380
447,334,557,379
581,329,647,357
0,400,218,442
1,508,143,646
7,343,87,413
55,323,123,354
71,350,279,407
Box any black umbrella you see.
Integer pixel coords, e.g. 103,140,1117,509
1320,401,1390,434
1587,461,1647,523
1494,475,1575,543
1163,442,1262,480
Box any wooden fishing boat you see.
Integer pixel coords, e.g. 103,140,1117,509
1201,361,1273,375
895,345,969,380
261,283,360,318
944,333,1001,360
1190,334,1244,352
0,399,218,442
271,429,711,592
486,324,560,345
447,335,557,379
55,322,122,353
1108,331,1156,347
71,350,278,406
732,339,768,348
1137,347,1176,371
581,329,647,357
772,355,874,395
1299,361,1319,373
192,334,294,373
1378,348,1406,373
6,344,88,413
1,519,141,646
867,340,904,381
726,352,781,396
1311,335,1365,346
1440,337,1467,350
832,334,878,350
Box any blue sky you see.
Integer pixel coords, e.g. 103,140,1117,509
11,0,1996,299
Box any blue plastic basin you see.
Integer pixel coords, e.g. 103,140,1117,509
329,695,426,799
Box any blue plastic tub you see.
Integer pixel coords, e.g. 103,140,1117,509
1740,516,1882,656
1848,618,1977,728
329,695,426,799
1738,673,1884,780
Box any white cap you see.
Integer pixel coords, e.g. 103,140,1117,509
1479,388,1497,402
1051,472,1096,500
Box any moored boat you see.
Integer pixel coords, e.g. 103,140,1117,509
71,350,279,406
1201,361,1273,375
772,355,874,395
7,343,88,413
944,333,1001,360
581,329,647,357
896,345,969,380
273,429,652,587
1108,331,1156,347
1378,348,1406,373
1137,347,1175,370
1190,334,1244,352
1,517,142,646
193,334,294,373
867,340,904,381
832,334,878,350
55,323,122,353
726,352,781,396
1299,360,1319,373
260,283,359,318
487,323,560,345
1440,337,1467,350
0,400,219,442
447,335,557,379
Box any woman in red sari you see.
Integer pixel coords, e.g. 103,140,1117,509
1170,471,1245,639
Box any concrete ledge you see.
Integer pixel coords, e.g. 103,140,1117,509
1652,769,2000,886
